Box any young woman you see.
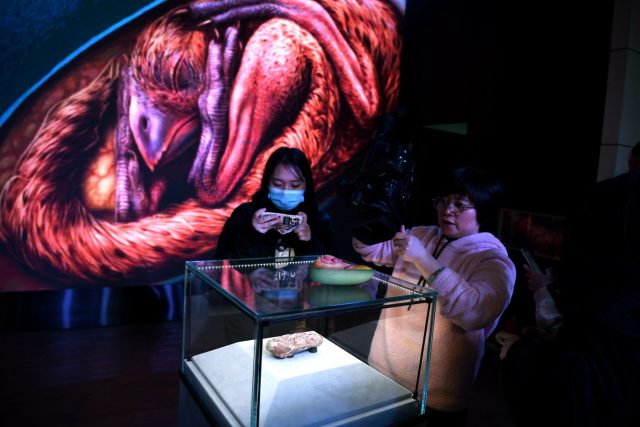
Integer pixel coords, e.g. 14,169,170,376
215,147,333,259
353,166,516,427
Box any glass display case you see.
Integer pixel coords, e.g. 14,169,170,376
180,256,437,427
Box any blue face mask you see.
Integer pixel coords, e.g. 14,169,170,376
268,186,305,211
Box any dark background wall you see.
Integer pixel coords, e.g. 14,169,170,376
399,0,614,218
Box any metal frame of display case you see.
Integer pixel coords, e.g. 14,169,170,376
181,256,437,427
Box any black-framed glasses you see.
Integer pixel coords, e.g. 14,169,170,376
432,197,476,214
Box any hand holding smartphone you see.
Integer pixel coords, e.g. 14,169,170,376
261,212,303,234
520,249,542,273
521,249,555,292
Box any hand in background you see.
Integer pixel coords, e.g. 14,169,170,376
495,331,521,360
294,212,311,241
523,265,554,292
252,208,280,234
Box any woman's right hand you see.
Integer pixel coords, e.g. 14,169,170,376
392,225,427,263
252,208,280,234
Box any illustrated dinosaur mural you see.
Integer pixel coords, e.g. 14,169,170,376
0,0,403,284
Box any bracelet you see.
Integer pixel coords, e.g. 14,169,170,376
425,267,446,285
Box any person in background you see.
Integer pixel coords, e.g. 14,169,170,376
498,140,640,351
496,259,562,356
497,167,640,427
353,166,516,427
215,147,333,259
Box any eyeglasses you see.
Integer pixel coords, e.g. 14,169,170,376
432,197,476,214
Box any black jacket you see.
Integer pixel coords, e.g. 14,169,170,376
214,201,333,260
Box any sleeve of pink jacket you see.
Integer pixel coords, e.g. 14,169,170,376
429,248,516,336
352,237,398,268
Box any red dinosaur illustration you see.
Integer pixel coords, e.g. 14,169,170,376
0,0,403,284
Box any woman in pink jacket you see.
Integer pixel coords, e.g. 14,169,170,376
353,167,516,427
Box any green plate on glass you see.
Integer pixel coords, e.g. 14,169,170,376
309,266,374,285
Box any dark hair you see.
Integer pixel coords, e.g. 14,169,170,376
252,147,319,219
439,167,504,232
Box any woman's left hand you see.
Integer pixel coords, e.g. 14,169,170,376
295,212,311,241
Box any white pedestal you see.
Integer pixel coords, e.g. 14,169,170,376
183,336,418,426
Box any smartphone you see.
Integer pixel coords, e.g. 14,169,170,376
262,212,303,232
520,249,542,273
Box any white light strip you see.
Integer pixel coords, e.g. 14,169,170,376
199,259,314,270
194,260,430,297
